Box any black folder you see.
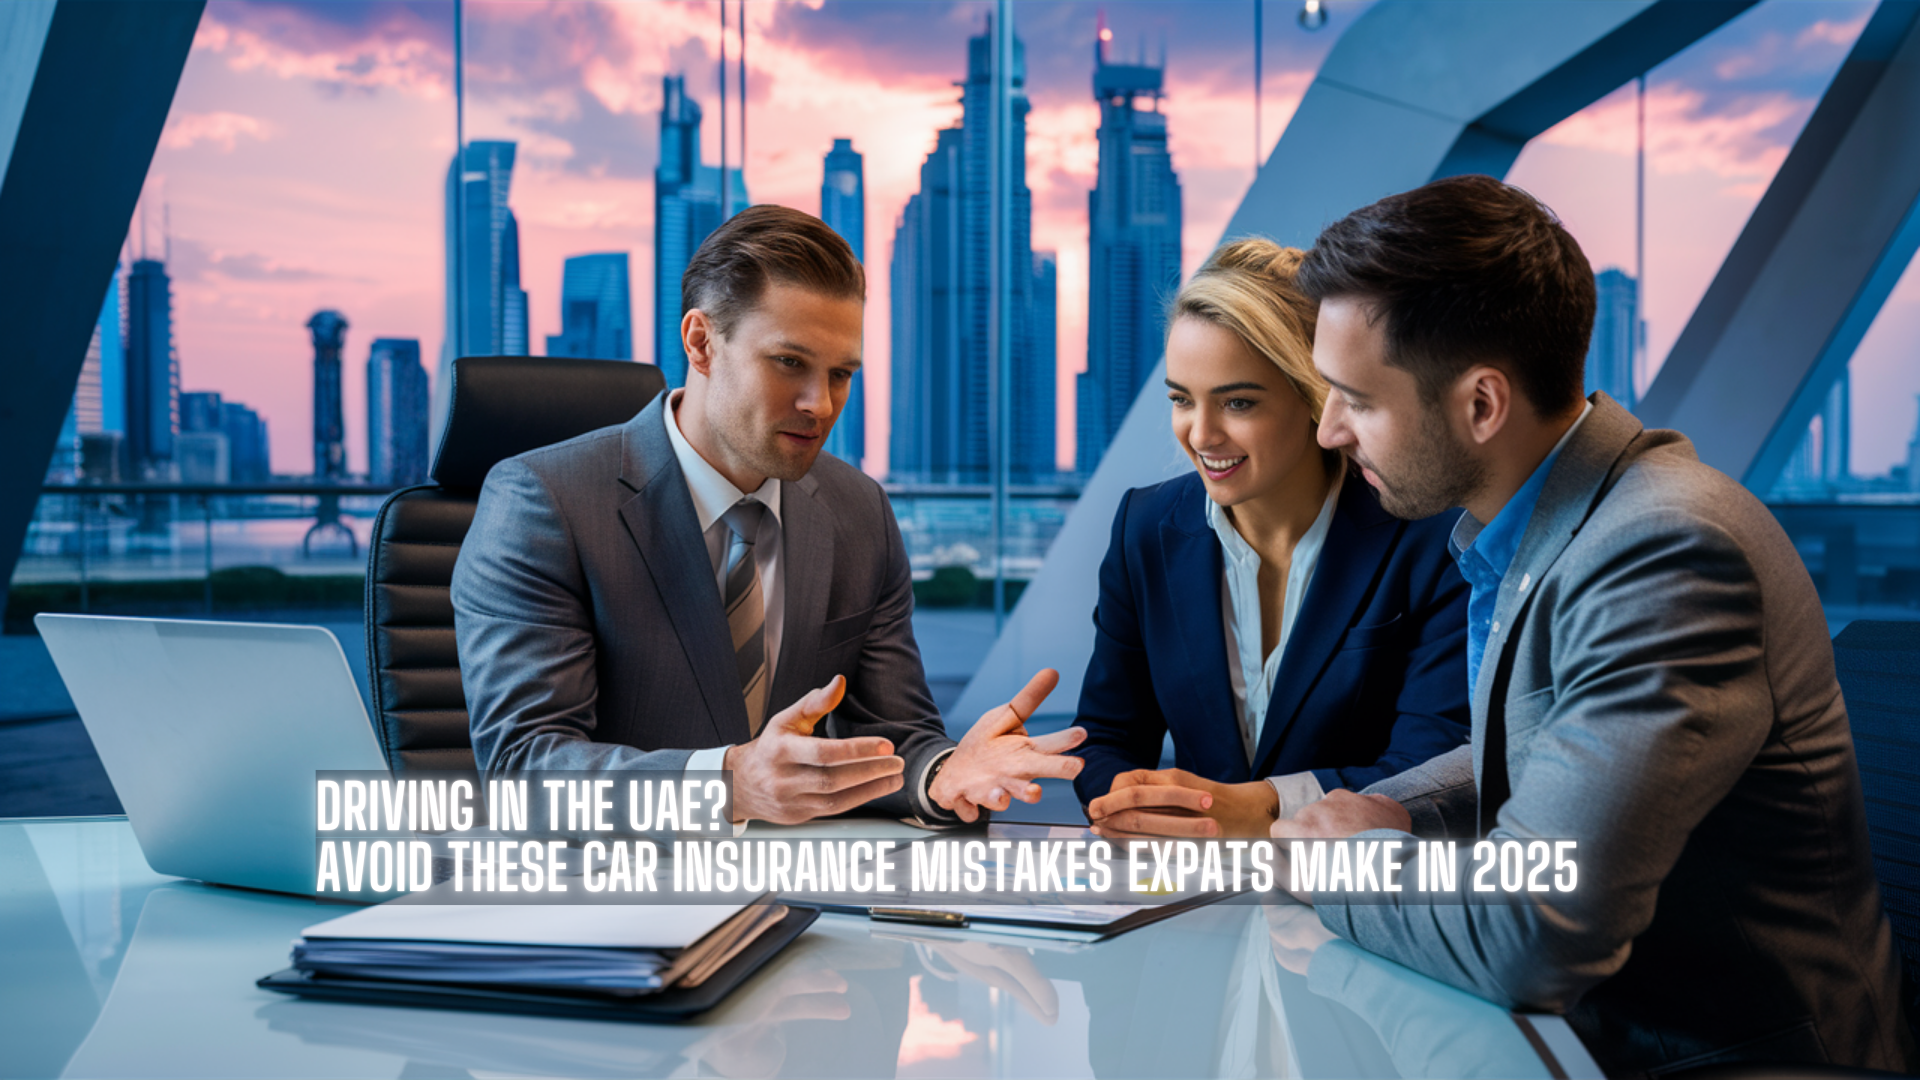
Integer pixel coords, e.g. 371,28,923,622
257,904,818,1022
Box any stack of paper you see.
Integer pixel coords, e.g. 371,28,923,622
291,896,788,997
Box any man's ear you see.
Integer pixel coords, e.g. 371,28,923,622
1458,365,1511,448
683,309,717,378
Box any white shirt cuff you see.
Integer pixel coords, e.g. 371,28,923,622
686,745,730,775
1268,770,1328,820
685,745,748,836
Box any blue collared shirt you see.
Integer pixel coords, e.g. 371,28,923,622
1451,403,1592,696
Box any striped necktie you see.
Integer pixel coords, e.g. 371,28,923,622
721,501,769,735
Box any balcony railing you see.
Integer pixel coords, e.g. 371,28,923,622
8,481,1091,630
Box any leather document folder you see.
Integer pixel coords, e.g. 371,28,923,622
259,904,818,1022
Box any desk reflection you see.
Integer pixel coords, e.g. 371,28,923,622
6,821,1570,1079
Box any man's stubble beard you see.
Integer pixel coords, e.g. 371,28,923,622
710,392,824,484
1367,404,1487,521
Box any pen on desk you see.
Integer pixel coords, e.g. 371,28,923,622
869,907,969,927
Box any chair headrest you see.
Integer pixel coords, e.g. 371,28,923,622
431,356,667,490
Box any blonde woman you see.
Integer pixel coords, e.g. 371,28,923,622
1074,240,1469,837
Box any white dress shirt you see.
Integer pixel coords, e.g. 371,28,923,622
672,392,951,821
1207,464,1343,819
671,392,783,777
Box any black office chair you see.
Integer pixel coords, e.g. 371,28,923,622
363,355,667,772
1831,620,1920,1044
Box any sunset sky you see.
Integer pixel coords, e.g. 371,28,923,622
135,0,1918,482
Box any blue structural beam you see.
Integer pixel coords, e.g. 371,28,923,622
1637,0,1920,492
0,0,202,606
957,0,1753,722
1221,0,1755,246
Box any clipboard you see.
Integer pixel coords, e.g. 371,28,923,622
256,904,818,1022
778,819,1231,941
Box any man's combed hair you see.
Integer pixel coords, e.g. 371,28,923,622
1296,174,1595,415
682,204,865,335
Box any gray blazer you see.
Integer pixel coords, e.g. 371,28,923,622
451,392,956,822
1320,394,1916,1077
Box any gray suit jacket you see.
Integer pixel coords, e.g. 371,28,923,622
451,392,957,822
1320,394,1916,1077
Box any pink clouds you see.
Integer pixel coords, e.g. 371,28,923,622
194,3,451,97
1537,82,1805,196
145,0,1907,485
162,111,278,152
152,1,1333,478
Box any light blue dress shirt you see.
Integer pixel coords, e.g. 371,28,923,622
1206,465,1343,816
1449,402,1592,696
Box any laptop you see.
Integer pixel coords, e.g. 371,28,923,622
35,614,392,896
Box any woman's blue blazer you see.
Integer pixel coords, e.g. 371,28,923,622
1071,469,1472,804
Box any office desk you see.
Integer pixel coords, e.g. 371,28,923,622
2,818,1601,1079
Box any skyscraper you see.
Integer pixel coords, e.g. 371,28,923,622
309,310,348,480
501,213,529,357
368,337,430,487
655,75,749,387
435,140,529,445
1776,368,1852,498
889,26,1053,483
125,258,179,478
99,264,125,438
1027,252,1059,480
46,276,116,484
820,138,867,468
1078,33,1182,476
180,391,223,433
1821,368,1850,485
221,402,270,484
177,390,230,484
1586,268,1638,409
545,253,632,360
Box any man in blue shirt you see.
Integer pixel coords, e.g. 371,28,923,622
1271,174,1913,1076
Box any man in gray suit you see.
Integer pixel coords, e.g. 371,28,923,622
1272,175,1915,1075
453,205,1084,826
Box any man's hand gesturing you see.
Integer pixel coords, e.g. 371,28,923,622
930,668,1086,823
724,676,906,825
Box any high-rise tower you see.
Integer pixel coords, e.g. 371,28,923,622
546,253,632,360
820,138,867,468
1077,28,1182,476
368,337,430,486
308,310,348,480
1821,368,1850,485
889,25,1053,483
435,140,528,446
125,258,179,478
47,271,121,483
1586,268,1638,410
654,76,749,387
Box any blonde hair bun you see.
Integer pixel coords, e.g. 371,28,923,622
1170,237,1328,421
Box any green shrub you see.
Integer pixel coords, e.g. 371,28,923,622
4,566,364,634
911,566,1029,609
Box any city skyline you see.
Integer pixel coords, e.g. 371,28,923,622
106,0,1920,489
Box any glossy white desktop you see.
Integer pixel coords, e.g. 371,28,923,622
3,816,1602,1079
